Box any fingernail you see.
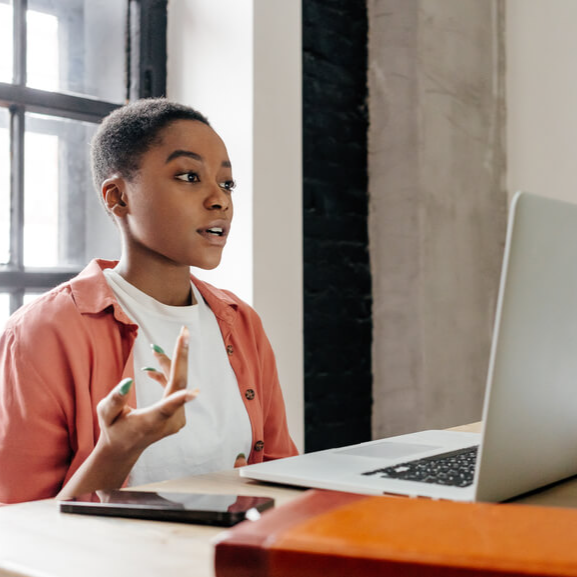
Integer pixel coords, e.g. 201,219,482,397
236,453,246,460
141,366,158,372
180,326,190,347
151,344,165,355
117,378,133,396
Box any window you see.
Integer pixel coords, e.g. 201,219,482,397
0,0,167,330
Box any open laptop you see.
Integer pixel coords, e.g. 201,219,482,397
241,191,577,502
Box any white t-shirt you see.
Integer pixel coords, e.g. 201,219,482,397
103,269,252,486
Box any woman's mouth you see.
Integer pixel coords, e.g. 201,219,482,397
198,226,228,246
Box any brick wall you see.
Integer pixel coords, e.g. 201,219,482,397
302,0,372,451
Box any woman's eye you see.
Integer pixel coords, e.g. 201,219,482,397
176,172,200,183
219,180,236,192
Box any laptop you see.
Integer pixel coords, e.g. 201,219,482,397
241,191,577,502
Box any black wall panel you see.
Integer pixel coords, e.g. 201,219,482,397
303,0,372,452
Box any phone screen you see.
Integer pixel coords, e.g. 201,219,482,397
59,490,275,526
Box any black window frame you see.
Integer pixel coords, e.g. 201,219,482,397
0,0,167,315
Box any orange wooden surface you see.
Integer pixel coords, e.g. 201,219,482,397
216,489,577,576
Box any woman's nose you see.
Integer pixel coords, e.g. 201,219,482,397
204,184,230,211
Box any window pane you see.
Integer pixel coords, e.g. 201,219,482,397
27,6,59,92
24,113,98,267
0,293,9,332
27,0,126,103
0,1,12,84
0,107,9,265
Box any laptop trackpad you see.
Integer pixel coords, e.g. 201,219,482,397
335,441,440,460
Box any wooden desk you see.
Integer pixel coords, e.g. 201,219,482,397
2,423,577,577
0,469,305,577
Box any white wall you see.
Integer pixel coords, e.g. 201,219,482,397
252,1,304,451
507,0,577,204
167,0,304,450
166,0,254,303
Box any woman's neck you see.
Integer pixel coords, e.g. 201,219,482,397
113,258,195,307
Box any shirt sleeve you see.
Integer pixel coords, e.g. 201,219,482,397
0,327,72,504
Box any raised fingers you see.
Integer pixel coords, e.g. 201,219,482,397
154,388,199,419
141,366,168,388
150,342,172,377
138,388,199,439
166,326,189,395
150,326,190,397
97,378,133,427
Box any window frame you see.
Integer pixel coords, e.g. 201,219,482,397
0,0,167,314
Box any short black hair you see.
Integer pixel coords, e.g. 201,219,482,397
91,98,210,205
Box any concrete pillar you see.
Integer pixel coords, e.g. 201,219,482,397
368,0,508,437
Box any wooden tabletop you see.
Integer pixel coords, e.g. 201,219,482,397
0,470,305,577
2,422,577,577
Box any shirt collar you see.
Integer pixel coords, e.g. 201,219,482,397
70,259,238,327
191,275,238,328
70,259,135,325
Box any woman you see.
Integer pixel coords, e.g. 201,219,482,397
0,98,297,504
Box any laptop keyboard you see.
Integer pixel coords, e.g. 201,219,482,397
361,446,479,488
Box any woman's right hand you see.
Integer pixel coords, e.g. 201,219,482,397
57,326,197,500
96,325,197,458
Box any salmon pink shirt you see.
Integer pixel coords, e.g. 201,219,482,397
0,260,297,504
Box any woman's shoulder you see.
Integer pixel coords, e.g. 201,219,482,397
0,284,83,373
6,281,78,330
5,259,119,336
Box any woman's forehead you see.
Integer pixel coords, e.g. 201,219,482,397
153,119,229,161
159,119,218,144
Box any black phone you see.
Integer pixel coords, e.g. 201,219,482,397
59,490,275,527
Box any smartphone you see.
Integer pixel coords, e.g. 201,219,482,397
59,490,275,526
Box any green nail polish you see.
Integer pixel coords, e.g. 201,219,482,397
141,366,157,372
117,378,133,395
236,453,246,460
151,344,165,354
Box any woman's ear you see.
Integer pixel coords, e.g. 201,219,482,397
102,177,128,217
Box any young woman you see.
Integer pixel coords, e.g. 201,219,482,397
0,99,297,504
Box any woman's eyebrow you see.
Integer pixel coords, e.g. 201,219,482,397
165,149,202,163
165,149,232,169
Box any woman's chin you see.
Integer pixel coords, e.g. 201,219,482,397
192,258,222,271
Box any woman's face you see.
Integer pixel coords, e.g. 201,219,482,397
120,119,235,270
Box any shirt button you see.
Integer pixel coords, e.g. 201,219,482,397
245,389,255,400
226,345,234,355
254,440,264,452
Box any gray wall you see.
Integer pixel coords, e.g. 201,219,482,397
369,0,508,437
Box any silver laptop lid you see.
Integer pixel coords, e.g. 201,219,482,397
475,191,577,501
